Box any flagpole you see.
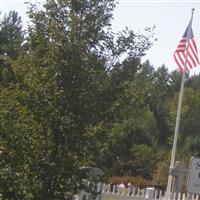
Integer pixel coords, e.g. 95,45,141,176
165,8,195,200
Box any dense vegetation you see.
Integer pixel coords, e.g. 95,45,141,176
0,0,200,199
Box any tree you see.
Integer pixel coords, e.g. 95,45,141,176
153,152,171,188
148,65,172,145
130,144,156,178
186,73,200,91
0,87,44,200
94,81,158,177
0,11,24,59
0,0,155,198
169,70,182,93
0,11,24,86
169,87,200,159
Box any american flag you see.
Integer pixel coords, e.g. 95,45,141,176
174,23,199,71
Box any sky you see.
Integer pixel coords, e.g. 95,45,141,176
1,0,200,74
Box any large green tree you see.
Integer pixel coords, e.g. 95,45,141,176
0,0,155,199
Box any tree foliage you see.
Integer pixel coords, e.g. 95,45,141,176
2,0,200,199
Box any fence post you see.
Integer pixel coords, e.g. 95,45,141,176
96,183,100,200
178,193,181,200
97,183,101,193
137,188,140,197
132,187,136,197
172,192,176,200
107,184,110,193
142,189,145,198
158,190,162,199
182,193,186,200
122,187,125,195
117,185,120,194
102,183,105,193
155,190,158,199
192,194,195,200
112,185,115,194
127,187,130,196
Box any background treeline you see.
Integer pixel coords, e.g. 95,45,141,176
0,0,200,199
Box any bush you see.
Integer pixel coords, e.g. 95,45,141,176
107,176,151,188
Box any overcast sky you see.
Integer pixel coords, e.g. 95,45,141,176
1,0,200,74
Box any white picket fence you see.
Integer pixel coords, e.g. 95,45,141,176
75,183,162,200
99,193,200,200
75,183,200,200
99,183,163,200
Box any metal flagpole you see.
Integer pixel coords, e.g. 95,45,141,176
165,8,195,200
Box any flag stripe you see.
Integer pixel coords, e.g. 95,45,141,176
174,52,186,71
187,51,195,67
